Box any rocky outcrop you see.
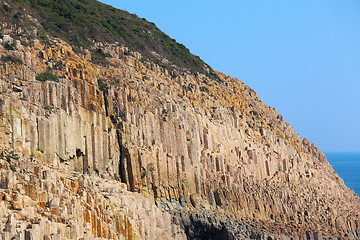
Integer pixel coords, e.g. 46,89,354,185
1,23,359,239
0,148,186,240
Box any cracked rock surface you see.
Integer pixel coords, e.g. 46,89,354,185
0,23,359,239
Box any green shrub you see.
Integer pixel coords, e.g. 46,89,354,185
250,110,259,117
44,105,51,110
91,49,110,66
2,4,12,13
39,34,50,41
1,55,23,64
16,0,26,6
97,78,108,94
13,12,22,20
8,155,19,160
8,205,21,210
51,61,64,70
36,72,60,82
3,42,15,50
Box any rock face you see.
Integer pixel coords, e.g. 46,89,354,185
0,23,359,239
0,149,186,240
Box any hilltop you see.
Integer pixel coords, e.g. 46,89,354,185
0,0,217,79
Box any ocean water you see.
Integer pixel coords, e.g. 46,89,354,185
325,152,360,196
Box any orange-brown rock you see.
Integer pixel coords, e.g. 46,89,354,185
0,23,359,239
0,150,186,239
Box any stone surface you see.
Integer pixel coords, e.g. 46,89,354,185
0,22,359,239
0,149,185,240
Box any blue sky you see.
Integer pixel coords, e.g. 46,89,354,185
99,0,360,152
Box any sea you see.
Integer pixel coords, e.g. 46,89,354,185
325,152,360,196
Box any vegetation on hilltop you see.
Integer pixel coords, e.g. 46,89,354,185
0,0,218,79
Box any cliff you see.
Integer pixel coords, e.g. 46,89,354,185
0,2,360,240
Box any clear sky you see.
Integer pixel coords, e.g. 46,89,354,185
99,0,360,152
